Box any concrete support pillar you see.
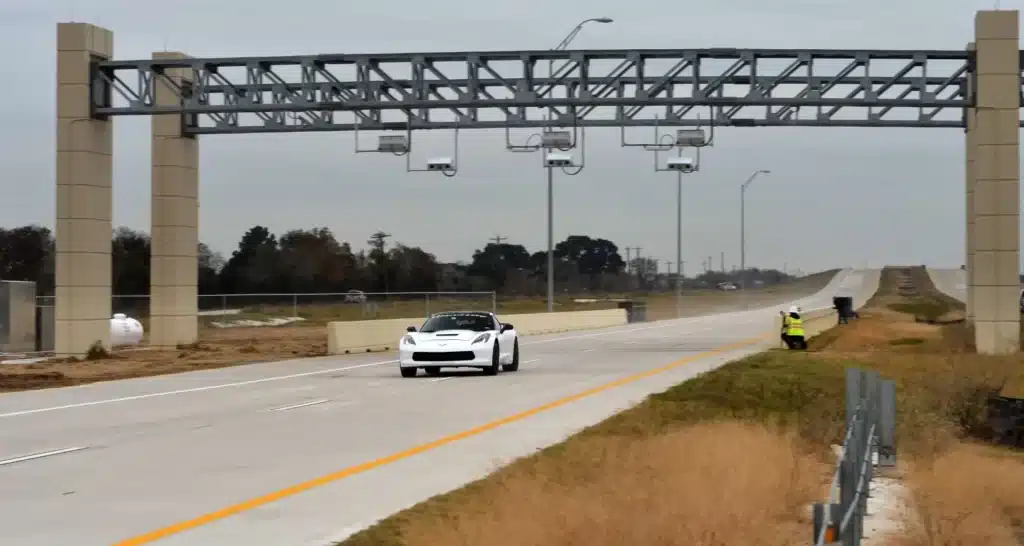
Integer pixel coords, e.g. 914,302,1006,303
972,10,1021,355
150,51,199,348
965,42,976,325
55,23,114,357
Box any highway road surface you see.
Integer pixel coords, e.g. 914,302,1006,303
0,269,879,546
927,267,1024,304
927,267,967,302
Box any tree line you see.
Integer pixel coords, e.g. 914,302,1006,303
0,224,795,296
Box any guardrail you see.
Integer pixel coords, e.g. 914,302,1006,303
811,367,897,545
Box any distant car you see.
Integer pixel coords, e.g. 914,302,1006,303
398,311,519,378
717,282,738,291
343,289,367,303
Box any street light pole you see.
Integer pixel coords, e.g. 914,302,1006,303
740,169,771,307
547,164,555,311
544,16,613,313
676,170,683,318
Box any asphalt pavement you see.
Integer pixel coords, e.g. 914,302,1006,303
0,269,879,546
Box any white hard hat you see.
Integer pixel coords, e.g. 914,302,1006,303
788,306,799,314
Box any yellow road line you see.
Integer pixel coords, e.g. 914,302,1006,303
114,334,769,545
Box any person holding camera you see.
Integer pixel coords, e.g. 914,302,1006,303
780,306,806,350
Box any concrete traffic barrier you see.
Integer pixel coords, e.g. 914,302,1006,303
326,317,409,355
500,308,627,336
326,308,629,355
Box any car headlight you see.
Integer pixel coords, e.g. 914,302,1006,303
402,335,416,345
472,333,491,344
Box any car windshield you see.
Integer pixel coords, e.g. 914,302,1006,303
420,313,493,333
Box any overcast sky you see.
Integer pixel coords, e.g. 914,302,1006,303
1,0,1017,274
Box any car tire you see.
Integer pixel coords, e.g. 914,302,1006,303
484,343,501,376
400,367,417,378
502,339,519,372
424,366,441,376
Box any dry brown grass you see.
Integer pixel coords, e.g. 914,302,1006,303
0,326,326,392
382,422,826,546
338,266,1022,546
893,443,1024,546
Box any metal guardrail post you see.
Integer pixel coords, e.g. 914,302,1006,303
813,503,841,543
815,367,896,546
845,368,862,431
878,379,897,467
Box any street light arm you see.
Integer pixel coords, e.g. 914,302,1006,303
554,25,584,51
553,17,613,50
741,169,771,191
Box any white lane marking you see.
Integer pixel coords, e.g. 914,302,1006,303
0,360,394,419
429,377,454,383
582,348,597,353
0,446,89,467
0,326,688,419
522,359,541,364
0,278,862,420
269,399,330,412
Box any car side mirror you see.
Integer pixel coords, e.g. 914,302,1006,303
500,323,514,332
406,326,416,333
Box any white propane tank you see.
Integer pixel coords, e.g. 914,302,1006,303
110,313,144,346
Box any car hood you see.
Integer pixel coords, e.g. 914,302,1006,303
414,330,487,342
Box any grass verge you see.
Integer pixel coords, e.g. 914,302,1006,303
338,266,1021,546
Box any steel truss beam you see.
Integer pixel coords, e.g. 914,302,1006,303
90,48,979,134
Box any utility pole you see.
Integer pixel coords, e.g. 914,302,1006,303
635,247,644,287
490,235,507,245
720,251,725,273
625,247,632,273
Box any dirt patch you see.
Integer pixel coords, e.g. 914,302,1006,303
810,307,943,353
0,326,327,392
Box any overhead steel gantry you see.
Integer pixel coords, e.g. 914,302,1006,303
89,48,986,134
53,12,1023,359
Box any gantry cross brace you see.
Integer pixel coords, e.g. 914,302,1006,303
91,47,1007,134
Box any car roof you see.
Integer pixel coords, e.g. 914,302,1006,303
429,310,494,317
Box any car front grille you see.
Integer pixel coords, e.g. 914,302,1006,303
412,351,476,362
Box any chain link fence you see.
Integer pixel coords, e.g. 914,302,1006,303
812,367,897,545
36,291,497,327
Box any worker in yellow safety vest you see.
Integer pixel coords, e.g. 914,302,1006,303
781,305,806,350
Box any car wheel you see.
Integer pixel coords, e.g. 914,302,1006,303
502,339,519,372
484,343,500,376
424,366,441,376
400,367,417,378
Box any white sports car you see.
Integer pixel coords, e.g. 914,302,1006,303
398,311,519,377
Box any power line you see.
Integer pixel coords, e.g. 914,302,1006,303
490,235,507,245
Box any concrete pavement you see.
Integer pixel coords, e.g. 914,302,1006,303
0,269,878,546
928,266,1024,304
926,267,967,302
